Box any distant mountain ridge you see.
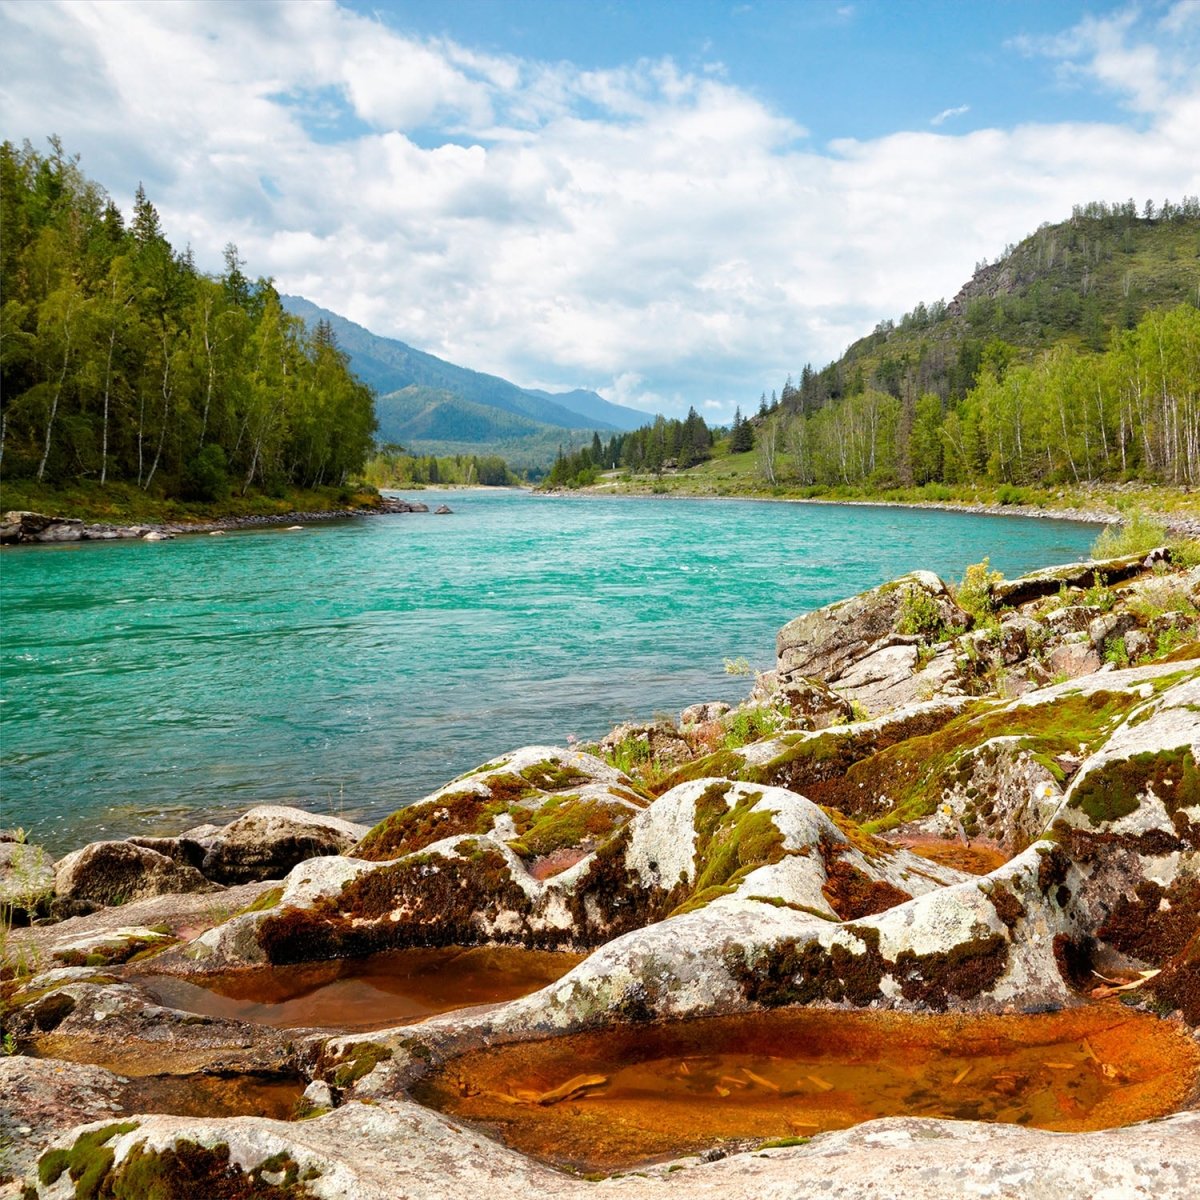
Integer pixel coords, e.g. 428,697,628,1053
280,297,652,453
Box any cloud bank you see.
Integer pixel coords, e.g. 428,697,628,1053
1,0,1197,418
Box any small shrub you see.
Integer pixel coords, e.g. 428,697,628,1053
955,558,1002,618
1104,635,1129,667
897,585,946,639
723,707,780,750
1090,512,1168,559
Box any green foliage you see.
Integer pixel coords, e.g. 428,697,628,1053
955,558,1003,619
38,1122,139,1198
605,734,652,777
1091,512,1169,558
896,585,946,639
363,446,518,488
1,139,376,500
722,707,781,750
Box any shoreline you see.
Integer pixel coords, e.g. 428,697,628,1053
0,497,440,546
549,482,1200,537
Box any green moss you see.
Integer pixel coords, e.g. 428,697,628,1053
757,1136,811,1149
53,933,176,969
240,886,285,915
507,794,629,859
855,690,1142,831
667,786,786,918
519,760,590,792
330,1041,394,1088
257,841,548,963
748,895,837,920
37,1122,139,1198
353,790,503,861
108,1139,320,1198
1068,746,1199,826
727,925,886,1008
892,934,1009,1010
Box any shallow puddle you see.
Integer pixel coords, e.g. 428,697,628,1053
121,1073,305,1121
893,837,1008,875
131,945,582,1031
415,1006,1200,1172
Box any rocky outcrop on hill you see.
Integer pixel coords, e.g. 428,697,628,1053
5,549,1199,1200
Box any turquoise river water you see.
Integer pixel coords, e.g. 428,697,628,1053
1,490,1100,853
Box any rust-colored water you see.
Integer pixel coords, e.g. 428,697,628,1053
416,1006,1200,1172
894,837,1008,875
121,1073,305,1120
132,945,582,1032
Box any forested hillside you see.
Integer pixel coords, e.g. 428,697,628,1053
743,204,1200,491
1,141,376,503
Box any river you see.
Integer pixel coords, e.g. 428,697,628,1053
0,490,1101,852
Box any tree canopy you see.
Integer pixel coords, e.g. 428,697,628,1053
1,139,376,499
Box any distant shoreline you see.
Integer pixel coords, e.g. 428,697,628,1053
546,481,1200,538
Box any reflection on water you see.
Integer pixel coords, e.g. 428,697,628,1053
122,1072,304,1120
416,1006,1200,1171
133,945,583,1031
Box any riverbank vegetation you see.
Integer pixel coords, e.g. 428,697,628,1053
0,140,377,515
583,203,1199,516
361,445,519,489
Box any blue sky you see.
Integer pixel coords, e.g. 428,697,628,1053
350,0,1134,141
2,1,1198,420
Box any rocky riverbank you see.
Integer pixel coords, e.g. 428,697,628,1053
3,548,1197,1198
0,498,450,545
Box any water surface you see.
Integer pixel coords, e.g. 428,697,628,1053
1,491,1099,851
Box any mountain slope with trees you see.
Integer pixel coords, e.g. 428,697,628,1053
1,140,376,508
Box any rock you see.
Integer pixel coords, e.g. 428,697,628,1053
0,510,56,543
33,518,84,543
1087,610,1135,650
408,501,430,513
997,614,1045,665
776,571,969,688
936,736,1061,852
0,840,55,918
200,805,370,885
54,841,216,908
5,971,296,1077
0,1057,130,1182
680,701,732,726
434,504,452,514
1042,605,1097,635
1047,641,1103,679
141,530,172,541
3,878,281,972
1125,628,1152,660
774,676,855,729
831,642,921,715
991,551,1164,608
16,1105,1200,1200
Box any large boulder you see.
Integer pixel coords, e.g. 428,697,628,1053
990,549,1168,607
199,805,369,885
54,841,215,908
776,572,970,717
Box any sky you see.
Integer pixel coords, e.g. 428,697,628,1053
2,1,1199,422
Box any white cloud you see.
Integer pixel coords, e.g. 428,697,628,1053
931,104,970,126
1,0,1198,424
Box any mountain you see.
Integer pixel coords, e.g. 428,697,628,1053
522,387,648,432
794,203,1200,408
280,296,651,436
